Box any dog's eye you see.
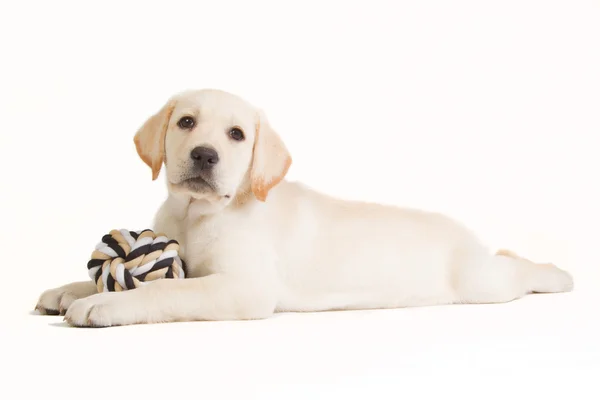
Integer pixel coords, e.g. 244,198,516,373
229,127,245,141
177,116,195,130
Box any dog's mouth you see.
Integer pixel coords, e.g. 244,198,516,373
182,175,217,193
172,174,232,201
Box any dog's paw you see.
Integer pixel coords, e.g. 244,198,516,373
64,292,138,327
539,265,574,293
35,281,98,315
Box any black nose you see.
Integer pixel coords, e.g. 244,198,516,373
190,146,219,170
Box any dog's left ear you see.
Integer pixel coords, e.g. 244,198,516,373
250,111,292,201
134,100,176,180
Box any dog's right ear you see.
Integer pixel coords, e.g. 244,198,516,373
134,100,176,180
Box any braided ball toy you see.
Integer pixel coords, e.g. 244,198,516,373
87,229,187,292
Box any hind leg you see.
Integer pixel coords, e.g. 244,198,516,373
456,249,573,304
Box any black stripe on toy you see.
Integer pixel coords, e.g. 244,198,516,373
106,274,116,292
102,234,118,245
149,241,167,253
107,241,126,259
130,231,139,240
181,259,187,275
135,258,173,281
87,258,104,270
165,268,174,279
124,270,135,290
127,244,152,262
152,257,174,271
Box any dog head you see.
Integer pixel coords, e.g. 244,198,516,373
134,89,291,211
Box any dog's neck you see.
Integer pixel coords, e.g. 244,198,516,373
165,183,256,223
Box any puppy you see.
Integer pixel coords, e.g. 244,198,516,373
36,89,573,327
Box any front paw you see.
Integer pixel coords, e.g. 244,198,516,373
36,281,98,315
64,292,136,327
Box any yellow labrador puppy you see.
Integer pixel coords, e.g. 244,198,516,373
36,89,573,327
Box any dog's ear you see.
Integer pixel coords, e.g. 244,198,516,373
250,111,292,201
134,100,176,180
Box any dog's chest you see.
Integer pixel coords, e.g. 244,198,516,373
178,200,266,278
181,217,222,278
182,229,215,278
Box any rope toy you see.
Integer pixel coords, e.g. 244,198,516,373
87,229,187,292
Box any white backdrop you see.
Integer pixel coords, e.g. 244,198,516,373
1,1,599,399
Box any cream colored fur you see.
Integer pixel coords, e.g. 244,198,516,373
36,89,574,327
